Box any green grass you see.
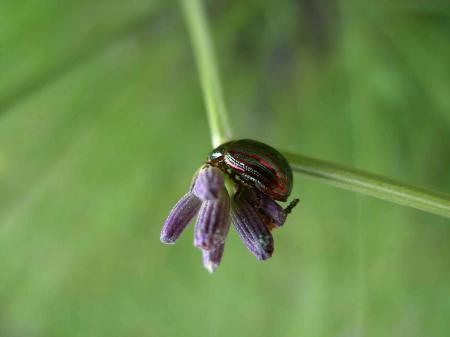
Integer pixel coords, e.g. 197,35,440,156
0,1,449,336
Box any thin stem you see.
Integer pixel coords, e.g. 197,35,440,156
181,0,232,148
284,152,450,218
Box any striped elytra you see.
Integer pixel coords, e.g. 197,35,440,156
206,139,293,202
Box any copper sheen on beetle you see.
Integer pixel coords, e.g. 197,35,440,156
207,139,299,223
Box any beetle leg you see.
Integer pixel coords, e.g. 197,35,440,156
284,198,300,215
231,175,250,200
253,191,263,209
233,182,243,200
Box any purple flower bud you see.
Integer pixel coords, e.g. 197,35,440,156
160,192,201,244
202,243,225,273
194,188,230,250
231,192,274,260
240,188,286,228
192,166,224,201
260,196,286,227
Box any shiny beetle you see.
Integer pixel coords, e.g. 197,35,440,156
207,139,299,218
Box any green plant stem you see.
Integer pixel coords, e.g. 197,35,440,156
284,152,450,218
180,0,232,148
181,0,450,219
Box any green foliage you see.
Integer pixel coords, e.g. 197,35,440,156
0,1,449,336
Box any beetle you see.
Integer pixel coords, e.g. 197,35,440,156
206,139,299,221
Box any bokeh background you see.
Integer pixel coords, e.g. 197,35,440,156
1,0,449,336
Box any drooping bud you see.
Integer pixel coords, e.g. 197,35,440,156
160,192,201,244
231,192,274,260
202,243,225,273
192,166,225,201
194,188,230,250
240,187,286,228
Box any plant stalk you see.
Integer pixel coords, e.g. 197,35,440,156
284,152,450,218
180,0,232,148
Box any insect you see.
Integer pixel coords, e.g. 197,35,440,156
206,139,299,224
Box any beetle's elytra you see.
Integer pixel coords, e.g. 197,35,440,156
206,139,295,202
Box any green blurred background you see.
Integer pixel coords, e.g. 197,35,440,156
1,0,449,336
